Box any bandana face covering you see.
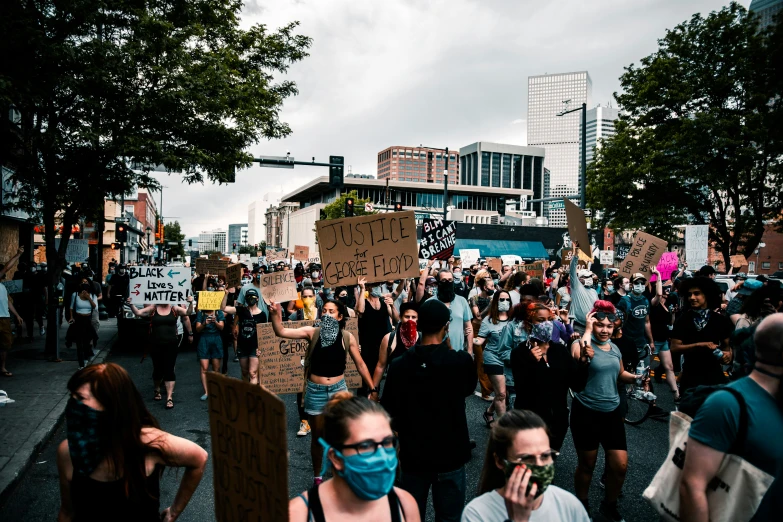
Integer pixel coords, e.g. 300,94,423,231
399,320,418,348
693,308,710,331
65,397,107,476
319,314,340,346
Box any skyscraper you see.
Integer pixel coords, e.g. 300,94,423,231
749,0,783,29
527,71,592,226
581,105,620,165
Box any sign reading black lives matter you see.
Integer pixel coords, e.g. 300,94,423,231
128,266,192,305
316,211,419,287
418,219,457,260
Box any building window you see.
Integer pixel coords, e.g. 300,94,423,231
512,155,522,189
523,156,533,190
501,154,511,188
491,152,501,187
481,152,491,187
762,262,771,270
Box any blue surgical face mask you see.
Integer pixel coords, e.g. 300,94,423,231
319,438,397,500
370,286,383,298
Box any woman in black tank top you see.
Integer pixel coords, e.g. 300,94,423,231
289,393,420,522
57,363,207,522
270,299,375,483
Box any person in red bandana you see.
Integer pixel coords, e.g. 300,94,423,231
370,302,420,401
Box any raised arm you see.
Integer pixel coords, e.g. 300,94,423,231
126,298,155,317
415,261,432,303
269,301,315,340
0,246,24,280
355,277,367,315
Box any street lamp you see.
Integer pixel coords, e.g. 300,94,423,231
557,101,587,209
145,226,151,262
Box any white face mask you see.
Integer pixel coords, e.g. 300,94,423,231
633,283,645,294
498,301,511,312
582,278,593,287
623,283,630,292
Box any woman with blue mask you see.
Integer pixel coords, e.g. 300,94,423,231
475,290,513,424
290,392,420,522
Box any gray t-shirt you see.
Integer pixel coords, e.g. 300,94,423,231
443,295,472,352
461,486,589,522
478,317,510,367
575,340,622,412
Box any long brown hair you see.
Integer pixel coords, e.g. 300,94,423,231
67,364,164,500
478,410,549,494
485,290,511,324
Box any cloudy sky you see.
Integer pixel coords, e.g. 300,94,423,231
157,0,737,239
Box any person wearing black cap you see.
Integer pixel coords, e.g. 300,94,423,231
697,265,717,279
236,265,270,317
381,299,477,522
221,287,266,385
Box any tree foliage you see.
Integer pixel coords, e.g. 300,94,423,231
587,2,783,267
164,221,186,259
321,190,376,220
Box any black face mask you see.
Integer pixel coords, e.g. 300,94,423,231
65,398,107,476
247,296,259,307
437,279,456,303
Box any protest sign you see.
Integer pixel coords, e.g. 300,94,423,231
520,262,545,278
293,245,310,262
656,251,680,282
600,250,615,265
260,270,298,305
418,219,457,260
266,248,288,262
128,266,192,305
730,254,747,268
564,199,591,259
487,258,502,273
257,318,362,394
685,225,709,268
2,280,23,293
501,255,523,267
250,256,259,265
208,253,221,260
459,249,480,267
316,211,419,287
561,250,588,270
238,253,250,263
225,263,242,288
54,238,89,263
618,231,668,281
198,291,225,311
195,258,229,275
206,373,288,522
615,245,630,261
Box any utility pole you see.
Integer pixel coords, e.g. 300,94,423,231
557,102,588,209
119,194,125,264
443,147,449,220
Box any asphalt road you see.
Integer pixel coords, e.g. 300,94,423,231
0,342,673,521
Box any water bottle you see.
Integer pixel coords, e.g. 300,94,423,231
712,347,724,359
635,361,645,385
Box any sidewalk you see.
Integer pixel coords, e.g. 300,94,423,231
0,317,118,503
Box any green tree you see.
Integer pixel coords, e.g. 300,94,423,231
0,0,310,352
587,2,783,267
164,221,186,259
321,190,376,219
237,244,257,255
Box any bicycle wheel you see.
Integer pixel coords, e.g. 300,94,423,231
623,385,653,425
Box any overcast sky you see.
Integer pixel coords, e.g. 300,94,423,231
157,0,737,239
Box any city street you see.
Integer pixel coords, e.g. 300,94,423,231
0,327,673,522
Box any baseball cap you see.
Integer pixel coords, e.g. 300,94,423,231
417,299,451,334
737,279,762,296
245,288,260,300
631,273,647,283
577,269,593,279
699,265,717,276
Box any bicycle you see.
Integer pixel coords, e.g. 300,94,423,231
623,365,658,425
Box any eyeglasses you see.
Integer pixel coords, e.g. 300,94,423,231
338,435,398,456
593,312,617,321
505,449,560,467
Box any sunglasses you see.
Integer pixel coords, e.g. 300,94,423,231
594,312,617,321
498,297,511,302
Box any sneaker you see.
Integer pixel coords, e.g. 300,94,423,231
40,327,46,336
297,420,311,437
233,356,239,362
598,500,626,522
200,394,208,401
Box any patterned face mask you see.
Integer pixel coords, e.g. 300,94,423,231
65,398,107,476
320,314,340,346
693,308,710,331
399,320,418,348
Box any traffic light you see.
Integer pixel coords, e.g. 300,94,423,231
115,224,127,242
110,242,118,250
498,196,506,217
188,239,192,247
345,197,355,217
233,242,237,251
329,156,344,189
394,202,403,212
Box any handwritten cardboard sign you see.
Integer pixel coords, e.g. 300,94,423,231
487,258,502,273
685,225,709,268
459,249,480,267
561,250,588,270
128,266,192,305
418,219,457,260
206,373,288,522
520,262,545,278
293,245,310,262
316,211,419,287
260,270,298,305
266,248,289,262
208,253,221,260
599,250,615,265
618,231,668,281
196,258,229,275
564,198,591,259
656,251,680,282
198,291,225,311
54,238,89,263
730,254,747,268
615,245,630,261
225,263,243,288
257,318,362,394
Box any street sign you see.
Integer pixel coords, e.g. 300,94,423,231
364,202,374,212
114,217,130,223
549,200,565,210
256,155,295,169
584,209,593,217
167,241,179,245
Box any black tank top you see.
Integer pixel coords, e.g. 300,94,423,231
150,309,178,345
309,332,346,378
358,302,391,368
301,483,402,522
388,329,413,362
71,465,163,522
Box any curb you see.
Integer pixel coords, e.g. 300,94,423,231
0,334,116,506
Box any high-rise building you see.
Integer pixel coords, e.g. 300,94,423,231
377,146,458,184
527,71,592,227
198,229,227,254
228,223,248,251
581,105,620,165
750,0,783,29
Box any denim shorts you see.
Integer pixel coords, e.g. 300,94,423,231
197,334,224,360
655,340,670,352
303,378,348,416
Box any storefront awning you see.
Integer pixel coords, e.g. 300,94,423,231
453,239,549,260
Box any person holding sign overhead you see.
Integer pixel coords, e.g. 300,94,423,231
269,298,375,485
194,304,225,401
356,277,396,397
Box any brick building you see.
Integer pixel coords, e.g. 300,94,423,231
377,146,458,184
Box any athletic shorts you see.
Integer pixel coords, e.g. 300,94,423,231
654,340,670,352
483,364,504,376
236,342,258,359
197,334,223,360
569,397,627,452
303,378,348,416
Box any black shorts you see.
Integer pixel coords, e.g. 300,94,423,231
483,364,504,376
569,397,627,452
236,342,258,359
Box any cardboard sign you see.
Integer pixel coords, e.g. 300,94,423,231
128,266,192,305
293,245,310,262
459,249,480,268
487,258,502,273
257,318,362,394
266,248,289,262
615,245,630,261
561,250,588,270
520,262,545,278
685,225,709,268
260,270,298,305
208,253,221,260
54,238,89,263
656,251,680,282
563,198,591,258
2,280,23,293
618,231,668,281
316,211,419,287
195,258,229,275
238,253,250,263
730,254,747,268
225,263,242,288
206,373,288,522
599,250,615,265
198,291,225,311
418,219,457,260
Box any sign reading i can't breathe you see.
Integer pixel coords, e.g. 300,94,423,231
316,211,419,287
418,219,457,260
128,266,192,305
